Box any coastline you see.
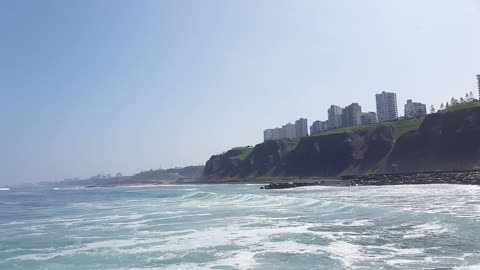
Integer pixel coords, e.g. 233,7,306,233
80,170,480,189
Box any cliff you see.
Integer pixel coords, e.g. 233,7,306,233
203,103,480,179
387,106,480,172
203,140,298,178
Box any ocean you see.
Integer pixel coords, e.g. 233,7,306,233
1,184,480,270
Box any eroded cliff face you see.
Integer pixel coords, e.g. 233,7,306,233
203,140,298,178
387,108,480,172
203,106,480,179
284,125,395,176
203,126,396,178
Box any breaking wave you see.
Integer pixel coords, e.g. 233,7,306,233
1,184,480,269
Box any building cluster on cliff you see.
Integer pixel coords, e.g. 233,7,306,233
263,75,480,141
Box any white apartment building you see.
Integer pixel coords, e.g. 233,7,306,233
342,103,362,127
361,112,378,125
310,120,328,135
264,118,308,141
477,74,480,99
404,99,427,119
376,91,398,122
263,129,274,141
328,105,343,129
281,123,296,139
295,118,309,138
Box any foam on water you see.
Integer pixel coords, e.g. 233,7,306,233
1,184,480,269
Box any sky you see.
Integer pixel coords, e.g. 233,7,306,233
1,0,480,185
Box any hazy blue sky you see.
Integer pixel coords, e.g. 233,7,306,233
1,0,480,184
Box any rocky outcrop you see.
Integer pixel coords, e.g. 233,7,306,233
261,182,324,189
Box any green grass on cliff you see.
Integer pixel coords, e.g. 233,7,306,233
312,118,424,138
232,147,254,160
313,124,375,136
311,103,480,138
383,118,424,138
440,101,480,114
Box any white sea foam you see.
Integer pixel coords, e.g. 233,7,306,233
403,222,452,239
455,264,480,270
3,184,480,269
211,251,258,270
321,241,364,267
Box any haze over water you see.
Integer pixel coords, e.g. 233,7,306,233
1,184,480,269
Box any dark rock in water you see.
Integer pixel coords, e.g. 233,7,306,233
261,182,321,190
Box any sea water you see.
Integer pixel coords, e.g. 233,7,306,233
1,184,480,270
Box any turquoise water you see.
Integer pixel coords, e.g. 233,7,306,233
1,184,480,270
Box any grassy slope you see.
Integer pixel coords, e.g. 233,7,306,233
441,101,480,114
383,118,424,138
312,118,424,139
312,124,375,136
231,147,254,160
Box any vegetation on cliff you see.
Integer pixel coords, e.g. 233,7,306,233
440,101,480,113
313,118,423,139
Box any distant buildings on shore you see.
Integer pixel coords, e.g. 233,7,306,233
342,103,362,127
328,105,343,129
295,118,308,138
361,112,378,125
477,74,480,99
263,75,479,141
404,99,427,119
310,120,328,134
264,118,309,141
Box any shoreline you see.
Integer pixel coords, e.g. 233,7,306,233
81,170,480,189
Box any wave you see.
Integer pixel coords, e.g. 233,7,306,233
0,187,10,191
3,184,480,269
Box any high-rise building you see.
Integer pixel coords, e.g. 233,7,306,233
295,118,308,138
273,128,282,140
281,123,296,139
328,105,343,129
264,119,308,141
376,91,398,122
361,112,378,125
310,120,329,135
404,99,427,119
477,74,480,99
342,103,362,127
321,121,328,131
263,127,284,141
263,129,274,141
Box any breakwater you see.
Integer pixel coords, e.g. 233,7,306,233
344,170,480,186
261,170,480,189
